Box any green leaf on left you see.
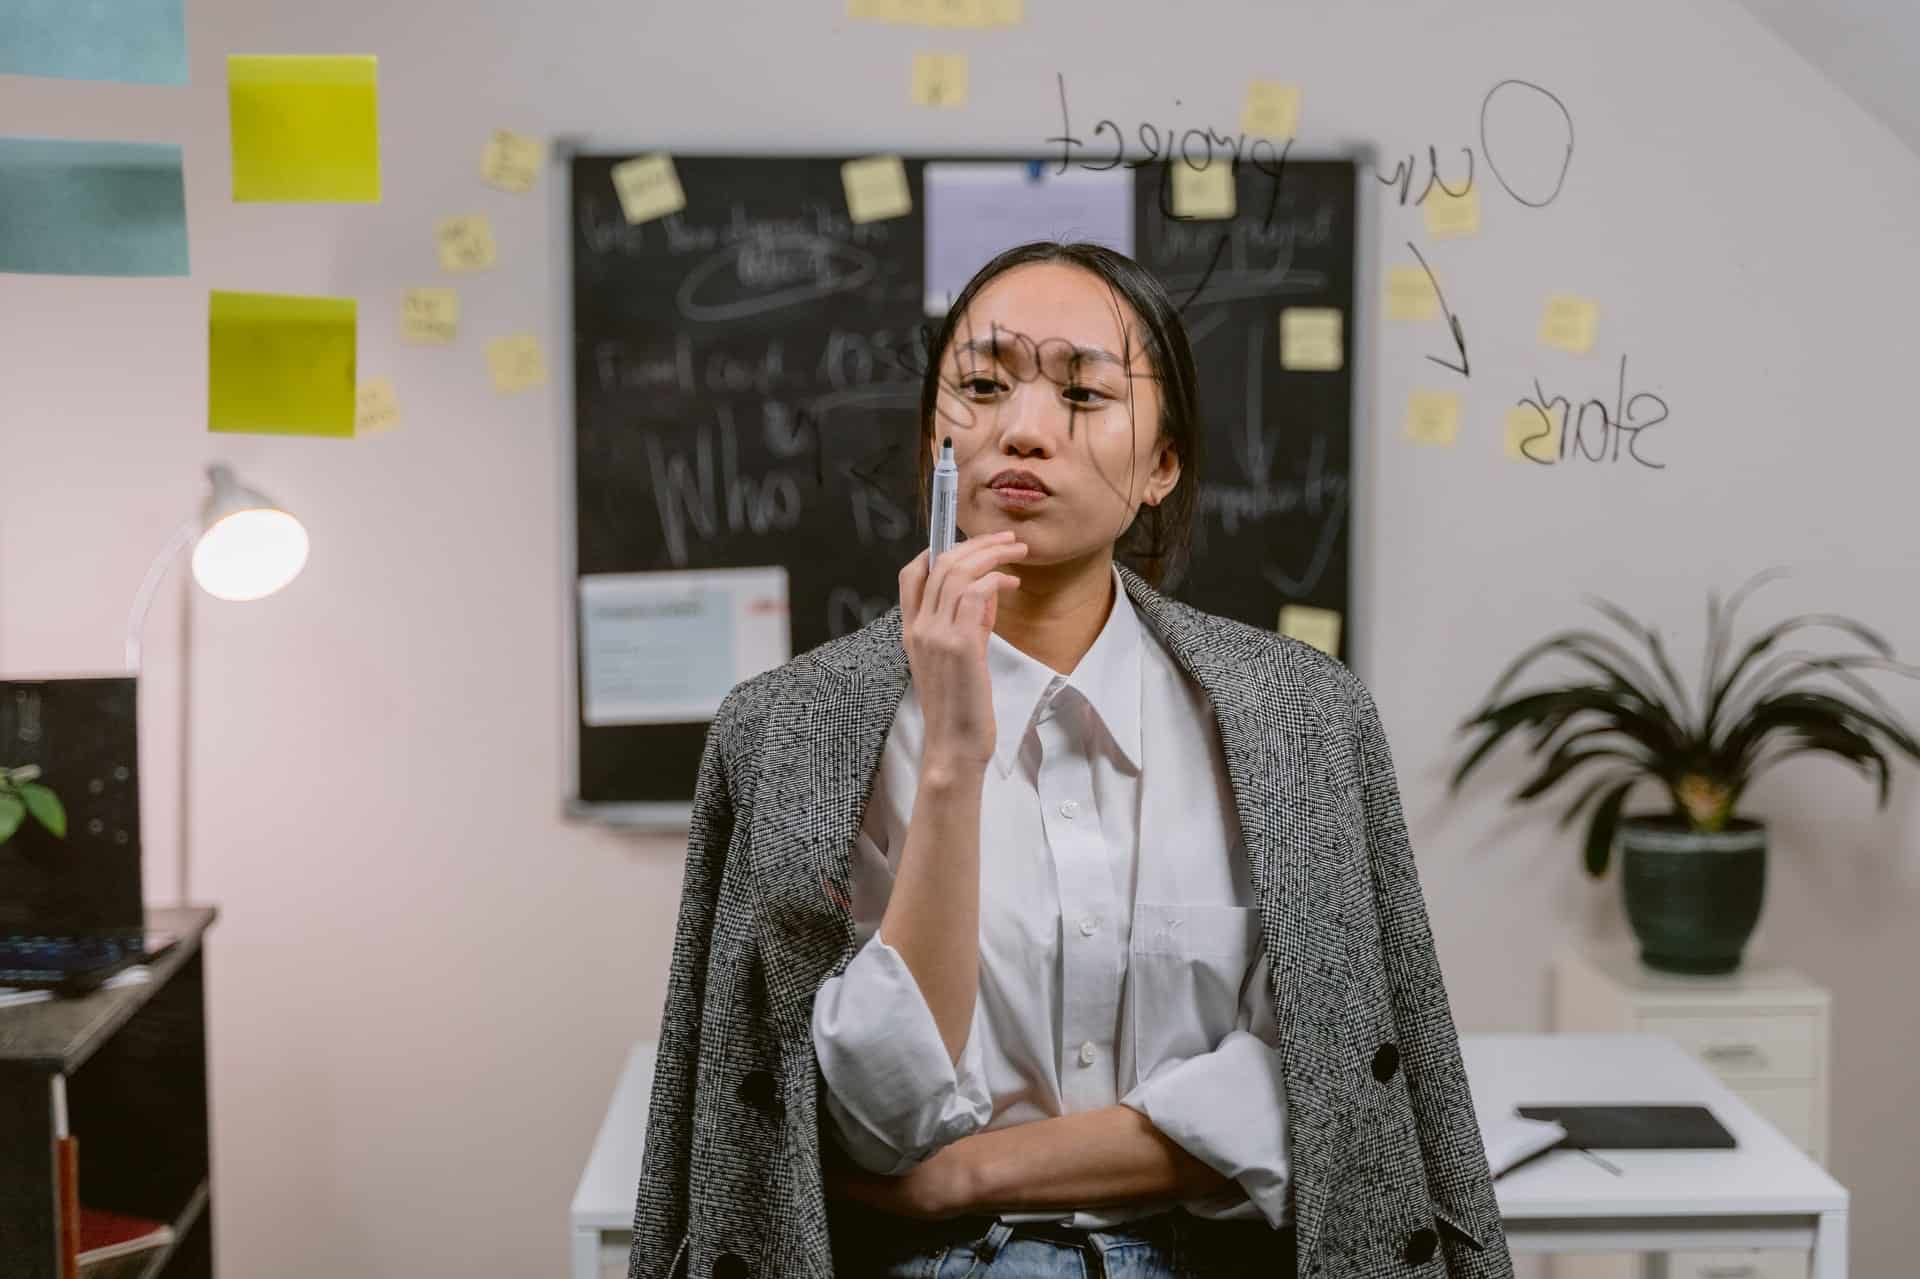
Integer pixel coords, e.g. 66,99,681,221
19,783,66,838
0,793,24,843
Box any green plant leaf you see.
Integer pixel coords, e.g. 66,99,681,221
1705,613,1896,746
1584,778,1637,878
1725,653,1920,756
0,793,23,844
1583,594,1696,736
18,783,66,838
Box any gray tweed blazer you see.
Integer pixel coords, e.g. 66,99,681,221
628,562,1515,1279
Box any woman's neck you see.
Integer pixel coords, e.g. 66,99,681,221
991,553,1117,677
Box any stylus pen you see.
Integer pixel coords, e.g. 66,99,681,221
929,436,957,571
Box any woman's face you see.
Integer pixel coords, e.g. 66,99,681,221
931,262,1180,564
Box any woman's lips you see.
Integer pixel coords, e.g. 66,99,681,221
990,485,1048,508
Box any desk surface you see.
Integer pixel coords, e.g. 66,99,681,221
571,1032,1850,1230
1461,1032,1847,1218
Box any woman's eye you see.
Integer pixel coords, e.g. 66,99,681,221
1062,384,1109,405
959,376,1005,398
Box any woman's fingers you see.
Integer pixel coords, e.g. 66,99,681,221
954,571,1019,635
930,538,1027,626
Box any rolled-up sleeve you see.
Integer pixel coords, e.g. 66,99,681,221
811,931,995,1175
1117,942,1291,1228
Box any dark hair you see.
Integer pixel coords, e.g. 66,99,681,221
915,241,1202,592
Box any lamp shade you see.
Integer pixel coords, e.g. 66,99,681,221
189,464,308,601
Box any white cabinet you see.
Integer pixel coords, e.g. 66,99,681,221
1547,937,1832,1279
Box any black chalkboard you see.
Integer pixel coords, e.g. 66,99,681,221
564,150,1360,818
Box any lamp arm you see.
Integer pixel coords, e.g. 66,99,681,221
126,516,202,673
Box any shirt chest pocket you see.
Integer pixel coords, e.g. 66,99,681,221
1127,902,1261,1073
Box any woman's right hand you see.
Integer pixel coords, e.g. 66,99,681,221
899,531,1028,773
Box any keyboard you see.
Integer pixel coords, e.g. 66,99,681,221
0,931,176,994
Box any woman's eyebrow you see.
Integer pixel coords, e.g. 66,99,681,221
953,332,1126,368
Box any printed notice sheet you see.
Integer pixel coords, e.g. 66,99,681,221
923,162,1132,316
579,567,790,726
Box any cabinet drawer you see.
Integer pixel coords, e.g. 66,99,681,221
1672,1249,1807,1279
1636,1011,1817,1080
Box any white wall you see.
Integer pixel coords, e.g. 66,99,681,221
3,1,1917,1275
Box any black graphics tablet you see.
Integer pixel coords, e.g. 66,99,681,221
1516,1104,1737,1150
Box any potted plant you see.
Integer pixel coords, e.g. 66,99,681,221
1450,568,1920,974
0,763,67,846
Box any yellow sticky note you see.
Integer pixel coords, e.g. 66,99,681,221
611,154,686,225
487,334,548,394
847,0,893,17
1386,266,1439,321
985,0,1024,22
1279,307,1343,372
1171,163,1235,220
481,130,544,194
926,0,988,25
401,288,459,344
912,53,968,107
1505,405,1561,463
435,216,496,272
1539,294,1600,354
1280,605,1342,657
1405,391,1461,446
1423,185,1479,238
208,290,356,437
357,377,399,435
228,55,380,203
842,155,912,224
893,0,932,21
1241,82,1301,139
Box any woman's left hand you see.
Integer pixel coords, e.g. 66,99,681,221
822,1139,978,1221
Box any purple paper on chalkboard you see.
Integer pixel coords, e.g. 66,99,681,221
923,162,1133,318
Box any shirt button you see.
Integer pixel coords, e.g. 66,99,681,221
1059,799,1079,819
1078,1041,1097,1066
1079,915,1098,936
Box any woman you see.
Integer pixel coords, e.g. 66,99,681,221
802,237,1503,1276
627,242,1512,1279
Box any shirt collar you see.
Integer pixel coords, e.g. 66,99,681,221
984,563,1143,778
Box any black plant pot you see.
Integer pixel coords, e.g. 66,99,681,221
1618,814,1767,974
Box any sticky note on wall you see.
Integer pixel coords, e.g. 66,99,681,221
1539,294,1599,353
0,137,189,277
1279,308,1343,371
1405,391,1461,446
1505,405,1560,463
357,377,400,435
1385,266,1438,321
1171,163,1235,220
1422,185,1478,238
912,53,968,107
487,335,548,394
1241,82,1301,139
481,130,545,193
842,156,912,223
228,55,381,203
208,290,357,436
611,154,686,225
435,216,496,272
0,0,187,84
1280,605,1342,656
401,288,459,343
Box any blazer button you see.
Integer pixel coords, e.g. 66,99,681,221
1372,1042,1400,1082
1403,1225,1438,1265
713,1252,749,1279
737,1068,780,1116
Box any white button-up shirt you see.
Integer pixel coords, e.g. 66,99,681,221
811,564,1292,1230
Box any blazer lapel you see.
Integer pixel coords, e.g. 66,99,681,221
753,564,1350,1266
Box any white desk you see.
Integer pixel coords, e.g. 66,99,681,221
571,1040,658,1279
574,1033,1851,1279
1462,1033,1848,1279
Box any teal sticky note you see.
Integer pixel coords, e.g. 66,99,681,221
0,138,190,277
0,0,188,84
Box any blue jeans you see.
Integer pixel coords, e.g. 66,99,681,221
827,1201,1299,1278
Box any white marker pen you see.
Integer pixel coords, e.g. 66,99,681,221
929,436,958,570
